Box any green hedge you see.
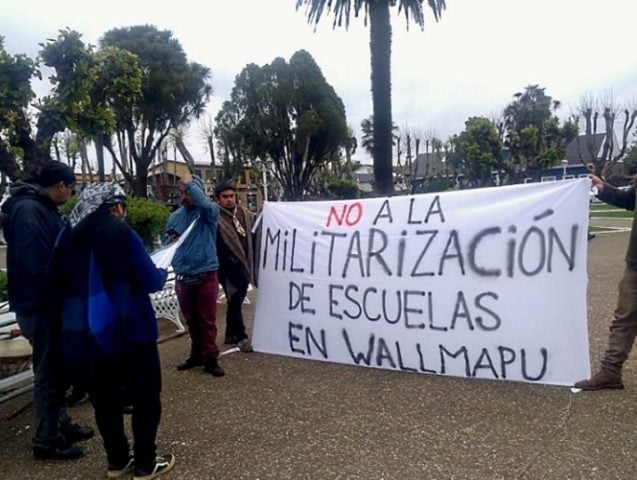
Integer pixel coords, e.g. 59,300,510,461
61,195,170,249
0,270,7,302
328,179,360,199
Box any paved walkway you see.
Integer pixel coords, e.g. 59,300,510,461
1,231,637,479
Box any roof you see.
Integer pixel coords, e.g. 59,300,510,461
564,133,606,165
411,151,447,179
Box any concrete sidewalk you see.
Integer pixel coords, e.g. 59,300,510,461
1,230,637,479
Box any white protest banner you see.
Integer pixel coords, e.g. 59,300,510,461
253,179,591,386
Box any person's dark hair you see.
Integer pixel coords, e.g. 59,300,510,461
35,161,76,188
214,181,235,198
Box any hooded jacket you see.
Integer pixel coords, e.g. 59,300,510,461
1,181,64,314
57,205,167,381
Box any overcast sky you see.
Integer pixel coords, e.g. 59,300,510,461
2,0,636,165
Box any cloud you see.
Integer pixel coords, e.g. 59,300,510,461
2,0,636,167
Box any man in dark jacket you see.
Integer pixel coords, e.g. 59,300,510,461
1,161,93,460
215,182,256,353
58,183,174,479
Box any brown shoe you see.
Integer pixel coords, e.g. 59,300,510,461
574,371,623,390
237,338,254,353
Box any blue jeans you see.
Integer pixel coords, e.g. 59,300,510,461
17,312,71,447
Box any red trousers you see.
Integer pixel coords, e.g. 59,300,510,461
175,271,219,361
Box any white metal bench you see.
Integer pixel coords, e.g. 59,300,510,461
149,272,186,333
150,269,252,335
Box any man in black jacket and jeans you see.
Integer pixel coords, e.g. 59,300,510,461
1,162,93,460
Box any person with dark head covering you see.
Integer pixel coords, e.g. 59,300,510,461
57,183,175,479
1,161,93,460
214,181,257,352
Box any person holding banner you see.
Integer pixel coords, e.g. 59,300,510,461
576,175,636,390
1,161,94,460
166,172,225,377
214,182,256,353
56,183,174,479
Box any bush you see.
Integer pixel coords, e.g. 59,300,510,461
0,270,7,302
328,179,360,199
126,197,171,248
61,195,170,249
422,178,454,193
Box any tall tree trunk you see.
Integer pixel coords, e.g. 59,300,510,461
132,167,148,197
52,136,62,162
95,135,106,182
80,159,86,187
206,133,216,182
174,136,195,170
116,131,130,177
369,1,393,195
0,143,22,181
345,141,353,179
80,140,93,184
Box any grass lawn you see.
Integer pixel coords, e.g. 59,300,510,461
589,226,628,232
590,210,633,218
590,203,632,218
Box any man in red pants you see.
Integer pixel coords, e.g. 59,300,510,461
167,172,224,377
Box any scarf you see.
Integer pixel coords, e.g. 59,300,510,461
217,205,254,296
69,183,126,228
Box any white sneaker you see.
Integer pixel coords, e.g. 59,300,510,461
108,457,134,479
133,454,175,480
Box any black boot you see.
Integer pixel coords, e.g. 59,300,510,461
177,354,203,371
59,422,94,443
204,358,225,377
33,438,84,460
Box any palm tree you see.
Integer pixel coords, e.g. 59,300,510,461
296,0,446,195
361,115,400,156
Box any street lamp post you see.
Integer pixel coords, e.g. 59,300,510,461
561,159,569,180
261,160,268,202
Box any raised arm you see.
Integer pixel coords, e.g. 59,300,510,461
181,172,218,223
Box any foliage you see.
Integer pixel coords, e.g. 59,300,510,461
0,36,44,179
40,29,144,181
0,29,144,183
40,29,103,134
450,117,503,188
61,195,170,248
422,177,454,193
503,85,578,183
100,25,212,196
296,0,446,195
0,270,7,302
126,197,171,248
360,115,399,156
59,195,77,215
328,178,360,199
215,50,349,200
